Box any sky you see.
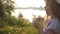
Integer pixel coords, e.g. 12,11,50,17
12,0,46,22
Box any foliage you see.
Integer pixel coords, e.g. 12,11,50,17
0,11,44,34
0,0,14,19
0,0,44,34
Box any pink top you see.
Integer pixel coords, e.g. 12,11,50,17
43,17,60,34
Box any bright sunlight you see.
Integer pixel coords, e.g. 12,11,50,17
12,0,46,22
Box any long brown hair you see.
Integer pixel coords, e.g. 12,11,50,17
45,0,60,21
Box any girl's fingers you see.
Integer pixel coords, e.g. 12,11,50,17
32,18,40,28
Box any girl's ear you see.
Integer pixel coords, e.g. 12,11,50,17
55,0,60,4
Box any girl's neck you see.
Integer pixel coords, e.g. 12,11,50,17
45,15,55,20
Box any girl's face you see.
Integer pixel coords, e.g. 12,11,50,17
45,6,53,16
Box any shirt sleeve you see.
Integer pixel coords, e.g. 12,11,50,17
46,19,59,31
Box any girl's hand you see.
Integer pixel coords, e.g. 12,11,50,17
32,18,40,29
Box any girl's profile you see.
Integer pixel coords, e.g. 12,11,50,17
32,0,60,34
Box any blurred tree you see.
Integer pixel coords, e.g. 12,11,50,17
0,0,15,34
18,12,23,19
0,0,14,19
0,0,4,19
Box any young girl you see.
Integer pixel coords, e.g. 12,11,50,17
32,0,60,34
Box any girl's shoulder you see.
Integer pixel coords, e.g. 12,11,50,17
47,17,60,32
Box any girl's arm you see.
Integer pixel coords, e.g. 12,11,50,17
32,18,44,34
38,27,56,34
32,19,56,34
38,26,44,34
